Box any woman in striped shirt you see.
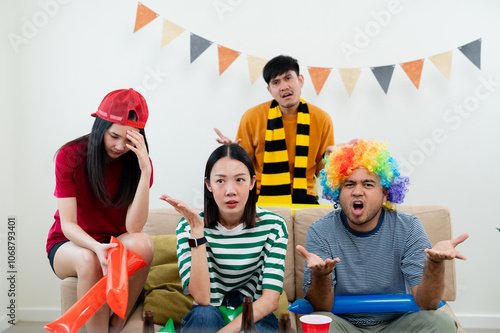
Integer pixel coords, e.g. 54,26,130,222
161,144,288,333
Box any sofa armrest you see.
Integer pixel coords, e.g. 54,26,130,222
60,277,78,316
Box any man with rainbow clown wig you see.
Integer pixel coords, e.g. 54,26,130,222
297,139,468,332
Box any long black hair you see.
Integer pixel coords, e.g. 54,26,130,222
56,112,148,208
203,144,257,228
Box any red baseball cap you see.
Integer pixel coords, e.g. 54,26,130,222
91,89,149,129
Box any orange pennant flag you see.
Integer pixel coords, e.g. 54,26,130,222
429,51,453,80
161,19,185,47
134,2,159,33
400,59,424,89
307,67,332,95
338,68,362,97
218,45,241,75
247,55,268,85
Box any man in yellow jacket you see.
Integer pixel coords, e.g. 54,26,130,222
215,55,336,205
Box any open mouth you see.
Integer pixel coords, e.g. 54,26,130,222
282,91,293,98
352,200,364,214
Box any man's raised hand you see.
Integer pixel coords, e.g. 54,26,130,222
296,245,339,277
214,128,241,145
425,233,469,263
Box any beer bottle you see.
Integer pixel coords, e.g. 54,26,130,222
143,310,154,333
240,296,256,333
279,312,292,333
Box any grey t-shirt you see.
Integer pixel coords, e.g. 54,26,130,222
303,209,430,326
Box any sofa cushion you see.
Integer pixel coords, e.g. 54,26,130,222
143,234,193,326
143,208,184,236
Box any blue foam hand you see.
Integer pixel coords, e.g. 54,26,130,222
288,295,446,314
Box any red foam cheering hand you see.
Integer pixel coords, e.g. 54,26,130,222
44,247,146,333
106,237,129,319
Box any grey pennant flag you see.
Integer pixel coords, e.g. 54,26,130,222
371,65,396,94
190,33,213,63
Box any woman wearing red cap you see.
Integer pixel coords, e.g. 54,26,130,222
46,89,154,332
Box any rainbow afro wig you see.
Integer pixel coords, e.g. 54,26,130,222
319,139,410,211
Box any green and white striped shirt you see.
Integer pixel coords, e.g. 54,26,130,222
176,206,288,306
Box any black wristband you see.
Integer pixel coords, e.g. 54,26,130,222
188,236,207,248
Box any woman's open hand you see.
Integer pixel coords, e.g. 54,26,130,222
160,195,204,235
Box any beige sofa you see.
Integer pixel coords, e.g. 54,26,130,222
60,205,465,332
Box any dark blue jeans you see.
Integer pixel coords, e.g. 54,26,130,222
181,291,279,333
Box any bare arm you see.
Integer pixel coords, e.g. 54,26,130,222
297,245,339,312
58,197,116,274
218,289,280,333
125,130,152,233
412,233,468,309
214,128,241,145
160,195,211,305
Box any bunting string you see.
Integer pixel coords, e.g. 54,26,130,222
133,2,482,96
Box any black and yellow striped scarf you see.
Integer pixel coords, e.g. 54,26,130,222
258,98,310,204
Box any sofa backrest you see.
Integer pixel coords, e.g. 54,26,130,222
293,205,457,302
143,208,183,235
144,204,457,304
397,205,456,301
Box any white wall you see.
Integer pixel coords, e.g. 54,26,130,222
1,1,22,330
1,0,499,330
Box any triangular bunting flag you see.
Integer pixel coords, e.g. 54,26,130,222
134,2,159,33
161,19,185,47
190,33,213,63
338,68,362,97
458,38,481,69
400,59,424,89
218,45,241,75
371,65,395,94
429,51,453,80
307,67,332,95
247,55,268,85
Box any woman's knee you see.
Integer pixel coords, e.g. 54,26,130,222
188,305,221,317
119,233,155,264
255,312,279,333
182,305,225,332
75,248,102,279
53,243,102,280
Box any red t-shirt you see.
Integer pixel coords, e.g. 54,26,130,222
46,141,153,255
